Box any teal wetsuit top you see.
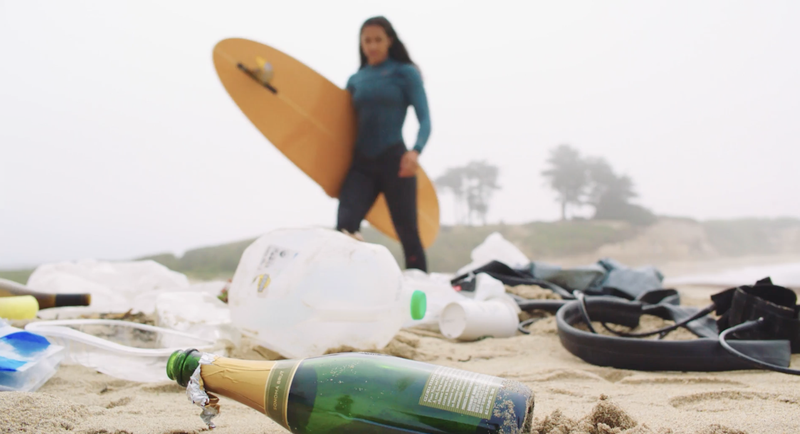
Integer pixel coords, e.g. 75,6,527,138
346,57,431,158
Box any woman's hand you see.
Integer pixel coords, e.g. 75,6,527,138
398,150,419,178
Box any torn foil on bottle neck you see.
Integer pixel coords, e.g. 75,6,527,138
185,352,219,428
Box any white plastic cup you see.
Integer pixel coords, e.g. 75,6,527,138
438,297,519,341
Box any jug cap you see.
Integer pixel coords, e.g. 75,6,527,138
410,290,427,320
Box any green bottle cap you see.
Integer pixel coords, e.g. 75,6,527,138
166,348,200,387
410,290,427,321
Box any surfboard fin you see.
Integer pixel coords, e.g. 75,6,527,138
254,56,274,85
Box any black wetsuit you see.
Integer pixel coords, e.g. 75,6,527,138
336,57,432,271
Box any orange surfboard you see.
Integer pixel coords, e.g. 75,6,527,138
212,38,439,248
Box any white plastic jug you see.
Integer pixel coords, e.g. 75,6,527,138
227,227,426,359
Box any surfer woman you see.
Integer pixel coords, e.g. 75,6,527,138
336,16,432,272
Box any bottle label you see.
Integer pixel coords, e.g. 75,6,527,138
264,359,302,429
418,366,503,419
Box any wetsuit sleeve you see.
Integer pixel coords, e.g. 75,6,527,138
402,65,431,154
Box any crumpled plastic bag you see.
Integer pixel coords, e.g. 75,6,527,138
155,291,240,350
27,259,191,314
457,232,530,276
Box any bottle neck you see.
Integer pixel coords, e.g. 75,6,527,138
201,356,277,413
168,350,278,414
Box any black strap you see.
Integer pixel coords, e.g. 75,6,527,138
515,299,568,313
640,303,719,339
468,263,800,373
719,319,800,375
713,279,800,352
555,278,800,374
556,297,792,372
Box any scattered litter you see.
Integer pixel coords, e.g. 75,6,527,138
24,319,217,383
0,277,91,310
439,273,522,341
155,291,240,350
455,272,508,301
0,295,39,320
439,295,520,341
402,268,464,328
529,261,606,291
26,259,190,314
527,258,664,299
227,227,426,359
0,320,65,392
456,232,529,276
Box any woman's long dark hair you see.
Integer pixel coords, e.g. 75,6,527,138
359,16,416,70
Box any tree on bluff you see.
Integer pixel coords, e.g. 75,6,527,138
436,160,500,226
542,145,655,225
541,144,588,221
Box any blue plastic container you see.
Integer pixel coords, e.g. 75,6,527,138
0,321,65,392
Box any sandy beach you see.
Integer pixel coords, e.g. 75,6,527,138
3,278,800,434
4,0,799,431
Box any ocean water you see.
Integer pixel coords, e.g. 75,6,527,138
666,262,800,288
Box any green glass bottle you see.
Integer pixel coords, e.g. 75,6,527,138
167,349,534,434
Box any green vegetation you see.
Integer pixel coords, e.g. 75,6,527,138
135,238,256,281
2,218,800,283
111,221,640,279
0,269,35,285
360,220,637,273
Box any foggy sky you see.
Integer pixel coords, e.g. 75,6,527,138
2,0,799,269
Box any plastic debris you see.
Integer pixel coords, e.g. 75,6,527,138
227,227,426,359
155,291,241,350
26,259,190,315
456,232,530,276
24,319,216,383
0,320,65,392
